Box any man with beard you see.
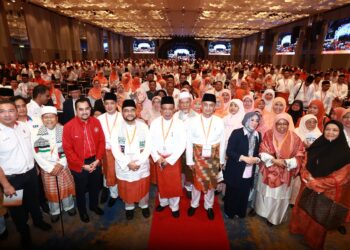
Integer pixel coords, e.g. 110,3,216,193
63,98,105,223
111,99,151,220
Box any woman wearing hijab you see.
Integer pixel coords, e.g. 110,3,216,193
290,120,350,249
88,79,102,106
191,98,202,114
147,96,161,126
256,113,305,226
223,99,245,147
291,114,322,206
263,97,295,130
287,100,304,127
224,112,262,219
329,107,346,121
262,89,275,112
307,99,329,131
341,109,350,147
242,95,254,113
221,89,232,111
214,96,228,118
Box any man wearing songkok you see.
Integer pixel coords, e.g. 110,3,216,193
63,98,105,223
98,93,122,207
174,91,197,198
186,93,225,220
150,96,187,218
62,85,82,124
0,100,51,247
0,88,14,101
111,99,151,220
32,106,76,223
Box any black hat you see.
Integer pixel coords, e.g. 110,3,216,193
21,73,29,77
0,88,14,97
202,93,216,103
103,92,117,102
161,96,175,105
69,85,81,92
122,99,136,109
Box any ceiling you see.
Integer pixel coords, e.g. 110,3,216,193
14,0,350,39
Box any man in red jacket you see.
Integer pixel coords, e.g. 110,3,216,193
63,97,106,223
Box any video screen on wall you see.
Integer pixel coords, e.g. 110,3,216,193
208,41,231,55
322,17,350,54
167,48,196,60
133,39,156,54
276,32,296,55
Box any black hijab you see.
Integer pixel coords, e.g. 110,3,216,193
306,120,350,177
287,100,304,125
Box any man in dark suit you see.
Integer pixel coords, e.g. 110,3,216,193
61,86,81,124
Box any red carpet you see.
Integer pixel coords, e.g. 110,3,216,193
148,192,230,250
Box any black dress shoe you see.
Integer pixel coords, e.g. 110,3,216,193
206,208,214,220
126,210,134,220
67,208,77,216
172,210,180,218
0,229,8,241
40,202,50,214
187,207,196,216
100,187,109,204
142,208,150,218
33,220,52,231
338,225,347,235
266,220,274,227
248,209,256,217
108,197,118,207
20,229,32,247
155,205,167,212
80,213,90,223
90,207,104,215
50,215,60,223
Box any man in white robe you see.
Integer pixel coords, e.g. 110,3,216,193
150,96,186,218
111,99,151,220
186,93,225,220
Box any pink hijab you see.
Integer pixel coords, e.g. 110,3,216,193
242,94,254,113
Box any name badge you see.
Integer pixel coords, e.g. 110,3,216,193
202,144,212,158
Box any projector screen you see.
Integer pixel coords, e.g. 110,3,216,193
208,41,231,56
322,17,350,54
167,48,196,60
276,32,296,55
133,39,156,54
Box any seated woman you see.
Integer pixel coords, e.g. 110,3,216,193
290,120,350,249
224,112,261,219
255,113,304,226
88,80,102,107
32,106,76,222
287,100,304,127
307,100,329,131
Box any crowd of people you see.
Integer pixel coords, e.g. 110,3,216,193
0,58,350,249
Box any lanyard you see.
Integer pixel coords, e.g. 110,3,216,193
126,125,137,145
201,115,213,144
106,113,118,136
162,118,174,144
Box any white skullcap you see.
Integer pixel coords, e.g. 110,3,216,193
179,91,192,100
41,106,57,116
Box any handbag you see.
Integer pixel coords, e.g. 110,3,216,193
299,179,348,230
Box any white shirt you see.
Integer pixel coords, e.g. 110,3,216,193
140,81,162,92
27,99,42,120
111,119,151,182
314,90,335,114
98,112,122,150
330,83,348,100
275,78,293,93
150,116,187,166
288,83,315,107
0,122,34,175
186,114,225,165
